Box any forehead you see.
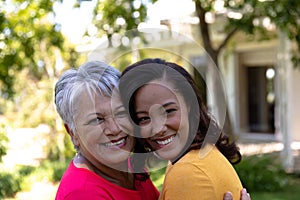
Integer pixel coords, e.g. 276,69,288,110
135,81,180,104
74,87,122,115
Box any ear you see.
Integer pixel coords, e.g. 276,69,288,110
64,124,80,147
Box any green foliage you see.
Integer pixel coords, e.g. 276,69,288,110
90,0,155,45
0,124,8,162
0,0,79,99
0,160,69,199
149,166,166,191
194,0,300,67
17,165,36,177
0,152,37,198
0,170,21,199
46,133,75,163
15,165,38,191
251,177,300,200
38,158,71,183
2,69,56,128
234,153,290,192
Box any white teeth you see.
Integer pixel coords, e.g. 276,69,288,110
156,136,175,145
105,138,125,147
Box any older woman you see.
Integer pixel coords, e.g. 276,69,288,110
54,61,159,200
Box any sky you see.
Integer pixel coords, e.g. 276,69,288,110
54,0,97,44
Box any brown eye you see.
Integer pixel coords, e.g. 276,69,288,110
166,108,177,114
137,116,151,126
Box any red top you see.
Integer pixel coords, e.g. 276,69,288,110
55,161,160,200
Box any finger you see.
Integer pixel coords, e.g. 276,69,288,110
241,188,251,200
224,192,233,200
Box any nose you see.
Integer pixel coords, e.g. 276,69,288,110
103,117,121,136
148,104,167,136
151,114,167,136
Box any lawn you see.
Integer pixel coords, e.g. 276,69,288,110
250,178,300,200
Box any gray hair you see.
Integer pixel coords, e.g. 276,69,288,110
54,61,120,137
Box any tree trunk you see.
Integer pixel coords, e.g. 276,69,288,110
194,0,236,140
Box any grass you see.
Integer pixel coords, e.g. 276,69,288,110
250,178,300,200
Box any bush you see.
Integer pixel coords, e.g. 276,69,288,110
235,153,290,192
0,124,8,162
40,159,71,183
50,160,70,182
0,170,21,199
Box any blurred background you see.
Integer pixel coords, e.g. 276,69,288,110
0,0,300,199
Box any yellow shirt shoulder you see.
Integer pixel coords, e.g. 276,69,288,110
160,146,243,200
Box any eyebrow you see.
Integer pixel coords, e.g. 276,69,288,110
86,104,125,116
135,102,177,115
87,112,102,117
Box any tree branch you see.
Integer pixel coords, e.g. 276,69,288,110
195,0,215,56
216,27,238,54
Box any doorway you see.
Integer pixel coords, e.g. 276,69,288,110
246,66,275,133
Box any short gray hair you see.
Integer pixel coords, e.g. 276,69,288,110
54,61,120,135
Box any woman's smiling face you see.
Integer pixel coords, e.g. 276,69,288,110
134,81,190,161
73,89,135,167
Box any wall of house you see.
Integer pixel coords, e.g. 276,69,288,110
219,51,239,134
291,69,300,141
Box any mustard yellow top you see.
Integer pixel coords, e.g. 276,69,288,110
159,145,243,200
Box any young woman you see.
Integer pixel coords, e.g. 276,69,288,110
54,61,159,200
119,58,246,200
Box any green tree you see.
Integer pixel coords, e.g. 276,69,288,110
0,0,79,99
0,0,83,171
81,0,157,46
194,0,300,69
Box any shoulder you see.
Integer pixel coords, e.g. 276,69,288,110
61,189,111,200
55,161,112,200
165,153,212,183
161,160,216,200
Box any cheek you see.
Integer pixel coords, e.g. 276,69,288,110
116,118,133,134
139,126,151,139
169,115,182,131
78,127,103,144
174,115,189,137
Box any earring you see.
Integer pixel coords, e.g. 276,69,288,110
144,144,152,152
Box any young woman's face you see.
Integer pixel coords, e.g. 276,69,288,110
74,90,135,167
134,81,190,161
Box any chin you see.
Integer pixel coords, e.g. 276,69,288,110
155,150,178,161
104,153,130,166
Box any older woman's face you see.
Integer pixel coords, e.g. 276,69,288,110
134,81,190,161
74,90,134,167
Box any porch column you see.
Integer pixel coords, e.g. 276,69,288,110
277,31,293,171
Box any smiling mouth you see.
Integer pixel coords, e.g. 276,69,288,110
104,136,127,148
154,135,175,146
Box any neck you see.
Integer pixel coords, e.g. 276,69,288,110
73,152,135,190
